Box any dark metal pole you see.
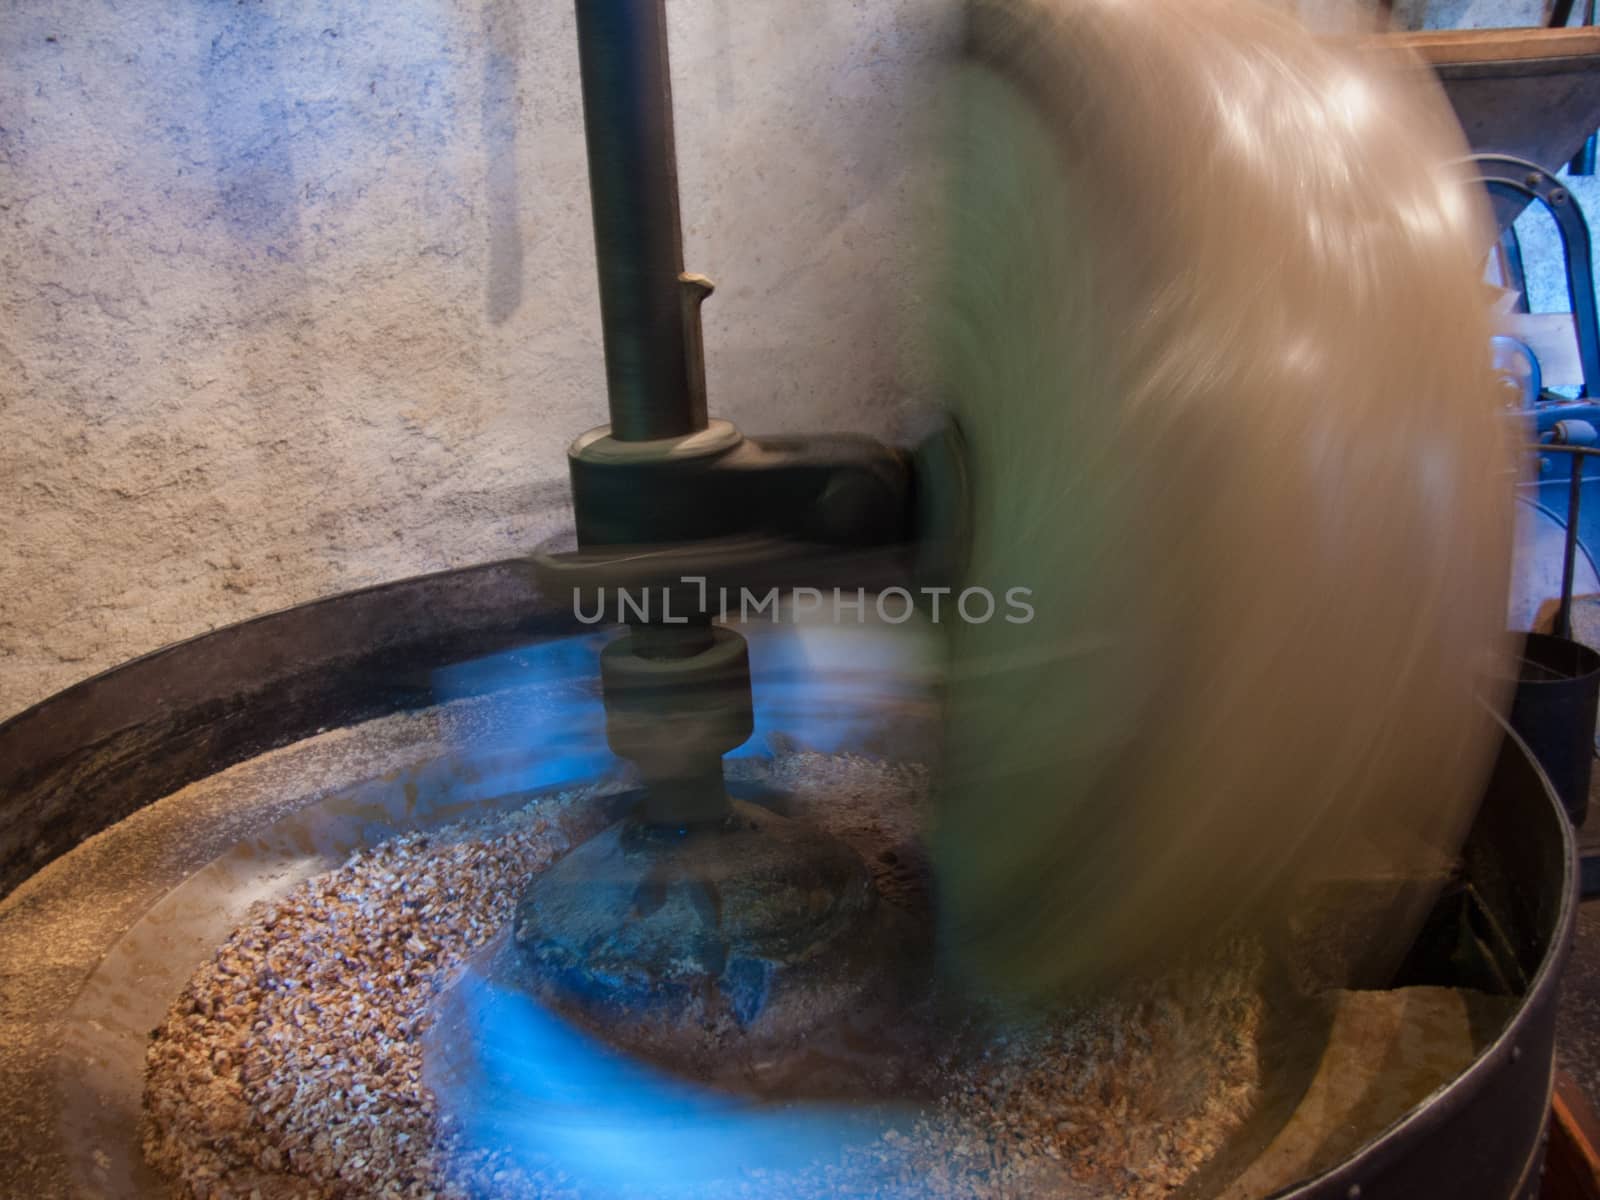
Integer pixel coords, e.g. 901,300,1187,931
1562,450,1585,642
574,0,707,442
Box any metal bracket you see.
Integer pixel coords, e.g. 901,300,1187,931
1468,154,1600,397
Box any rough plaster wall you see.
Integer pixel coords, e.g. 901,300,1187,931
0,1,958,718
1391,0,1548,29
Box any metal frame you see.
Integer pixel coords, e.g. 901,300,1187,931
1469,154,1600,397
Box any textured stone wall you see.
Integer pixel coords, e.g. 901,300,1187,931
0,0,1571,718
1391,0,1546,28
0,1,956,717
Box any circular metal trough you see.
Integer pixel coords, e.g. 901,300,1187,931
0,560,1576,1198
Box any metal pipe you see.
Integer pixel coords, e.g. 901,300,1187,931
574,0,707,442
1561,450,1585,641
1525,442,1598,639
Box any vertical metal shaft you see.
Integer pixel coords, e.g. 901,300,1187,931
575,0,706,442
1561,449,1585,642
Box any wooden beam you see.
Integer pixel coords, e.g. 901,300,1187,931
1384,26,1600,67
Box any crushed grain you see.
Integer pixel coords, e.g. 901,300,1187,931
143,752,1261,1199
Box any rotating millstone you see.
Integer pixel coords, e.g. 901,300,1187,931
931,0,1520,998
